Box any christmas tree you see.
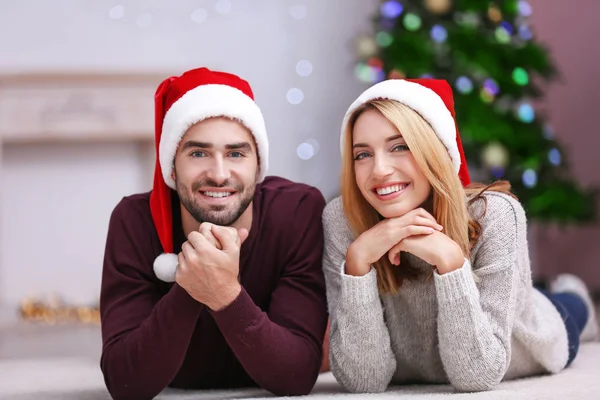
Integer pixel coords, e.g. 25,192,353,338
353,0,596,223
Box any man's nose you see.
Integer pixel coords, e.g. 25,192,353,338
206,156,231,184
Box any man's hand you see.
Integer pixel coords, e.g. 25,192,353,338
176,225,249,311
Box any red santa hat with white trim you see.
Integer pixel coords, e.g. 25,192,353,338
150,67,268,282
340,78,471,187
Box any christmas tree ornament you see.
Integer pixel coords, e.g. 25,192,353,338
424,0,452,15
482,142,509,168
488,5,502,23
356,35,378,58
388,69,406,79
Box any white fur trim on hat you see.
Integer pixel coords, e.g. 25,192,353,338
153,253,178,282
160,84,269,189
340,80,460,173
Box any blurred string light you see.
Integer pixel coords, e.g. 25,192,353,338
287,88,304,104
381,1,404,19
420,73,434,78
517,103,535,123
368,57,384,69
495,26,511,43
548,148,561,166
455,76,473,94
191,8,208,24
518,25,533,40
424,0,452,15
355,63,385,83
491,166,505,178
543,124,554,139
297,139,321,160
356,35,378,58
512,67,529,85
403,13,422,31
488,5,502,23
215,0,232,14
481,79,499,102
518,0,533,17
455,12,480,28
430,25,448,43
522,169,538,188
109,5,125,19
296,60,313,77
376,31,394,47
500,21,514,35
483,79,500,95
297,142,314,160
493,96,512,114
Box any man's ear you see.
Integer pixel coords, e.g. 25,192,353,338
171,164,176,182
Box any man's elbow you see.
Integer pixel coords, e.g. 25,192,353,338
264,361,320,396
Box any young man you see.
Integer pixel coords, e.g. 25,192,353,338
99,67,328,400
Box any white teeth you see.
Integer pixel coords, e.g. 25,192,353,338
203,191,233,198
375,184,408,196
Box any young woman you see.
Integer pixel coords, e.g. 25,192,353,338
322,78,598,393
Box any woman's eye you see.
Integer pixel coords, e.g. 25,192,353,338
392,144,410,152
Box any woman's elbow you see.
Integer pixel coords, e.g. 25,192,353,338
451,372,503,393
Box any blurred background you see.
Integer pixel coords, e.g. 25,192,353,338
0,0,598,388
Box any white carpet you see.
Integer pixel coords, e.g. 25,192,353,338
1,343,599,400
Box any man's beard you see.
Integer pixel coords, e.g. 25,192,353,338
177,178,256,226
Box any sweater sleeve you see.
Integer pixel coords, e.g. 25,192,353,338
322,198,396,393
434,194,525,392
99,198,203,400
208,187,329,396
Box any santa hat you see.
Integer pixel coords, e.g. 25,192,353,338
340,78,471,186
150,67,268,282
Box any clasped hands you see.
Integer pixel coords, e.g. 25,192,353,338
176,222,249,311
345,208,465,277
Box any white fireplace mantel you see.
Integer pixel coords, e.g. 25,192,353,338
0,72,170,144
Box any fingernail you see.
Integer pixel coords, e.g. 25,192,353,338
437,225,443,230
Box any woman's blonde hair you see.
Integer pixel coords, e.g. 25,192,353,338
341,99,514,294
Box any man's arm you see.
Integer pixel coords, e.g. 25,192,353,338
99,198,202,400
209,188,329,396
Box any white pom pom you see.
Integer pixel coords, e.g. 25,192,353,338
153,253,178,282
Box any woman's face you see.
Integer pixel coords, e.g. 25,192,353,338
352,109,431,218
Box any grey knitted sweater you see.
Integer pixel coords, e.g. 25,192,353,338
322,192,569,393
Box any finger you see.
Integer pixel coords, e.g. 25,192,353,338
411,208,439,226
388,245,402,266
175,252,187,282
199,222,214,231
199,225,222,249
187,231,215,251
411,215,443,231
237,228,249,245
211,225,239,251
181,241,196,261
400,225,436,239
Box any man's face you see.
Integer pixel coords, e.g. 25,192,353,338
172,117,259,226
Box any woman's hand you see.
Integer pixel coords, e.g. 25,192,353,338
388,231,465,274
345,208,443,276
